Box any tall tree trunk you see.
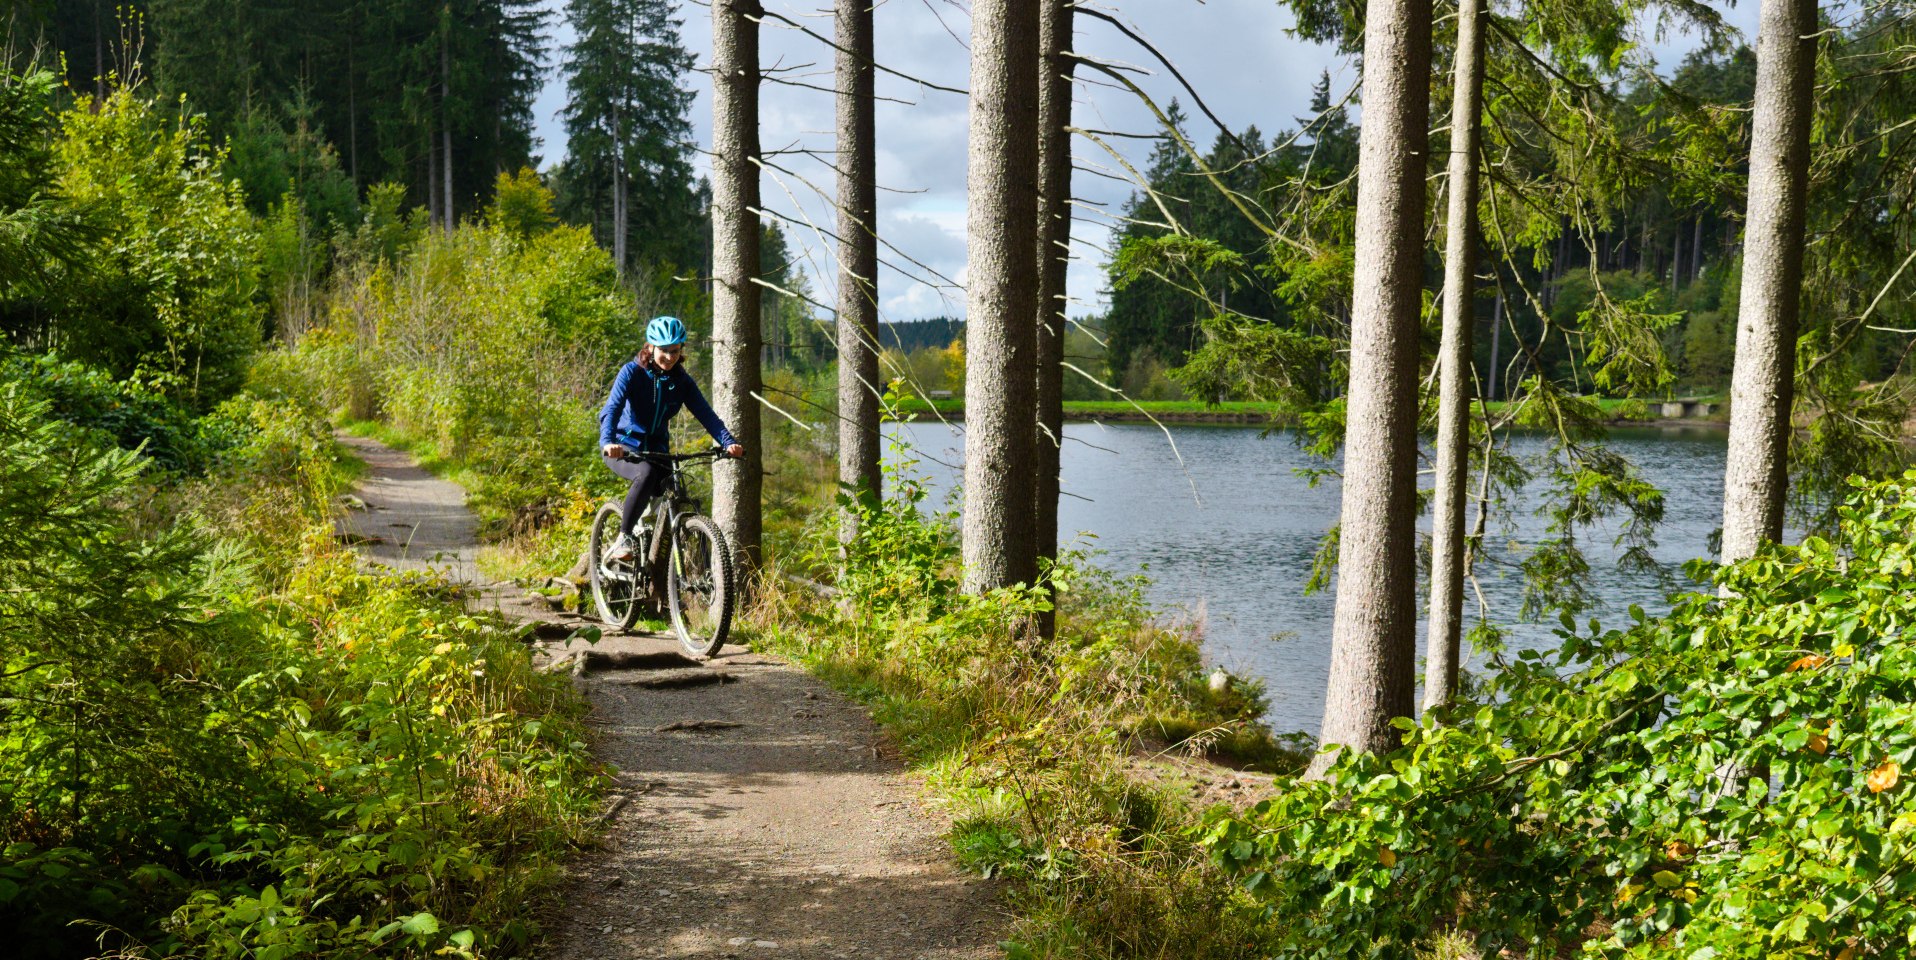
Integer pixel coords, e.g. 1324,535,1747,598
613,104,627,272
1693,217,1706,283
1672,216,1686,293
428,117,440,226
1308,0,1432,774
441,28,454,229
712,0,765,575
348,33,359,184
1721,0,1816,563
961,0,1041,595
1032,0,1075,637
1486,290,1504,401
835,0,880,545
1424,0,1487,715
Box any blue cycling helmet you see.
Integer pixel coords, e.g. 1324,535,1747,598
646,315,687,346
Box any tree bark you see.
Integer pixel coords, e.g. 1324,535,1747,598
835,0,880,546
961,0,1041,595
1032,0,1074,636
1423,0,1487,715
442,26,454,228
712,0,765,575
613,103,627,271
1721,0,1815,564
1308,0,1432,774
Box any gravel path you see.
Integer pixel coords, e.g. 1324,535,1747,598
336,432,1004,960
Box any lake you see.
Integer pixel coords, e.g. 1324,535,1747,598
886,420,1732,736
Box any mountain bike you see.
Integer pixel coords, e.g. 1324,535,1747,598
588,447,737,657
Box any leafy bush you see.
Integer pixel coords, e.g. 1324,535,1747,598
1205,470,1916,958
0,387,598,958
50,85,264,409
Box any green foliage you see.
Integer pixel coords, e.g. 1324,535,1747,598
49,84,264,408
1208,471,1916,958
279,215,643,537
745,443,1304,958
2,350,245,474
485,166,557,241
0,68,99,309
0,385,598,958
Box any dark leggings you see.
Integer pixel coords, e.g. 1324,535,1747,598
603,454,664,536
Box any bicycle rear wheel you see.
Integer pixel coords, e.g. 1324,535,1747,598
589,503,645,632
667,514,734,657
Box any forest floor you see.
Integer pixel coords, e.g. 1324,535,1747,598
334,434,1004,960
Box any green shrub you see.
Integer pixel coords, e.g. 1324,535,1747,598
0,386,599,958
1206,470,1916,958
50,86,264,409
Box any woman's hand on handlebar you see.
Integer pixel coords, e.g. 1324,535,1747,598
602,443,628,459
724,443,744,459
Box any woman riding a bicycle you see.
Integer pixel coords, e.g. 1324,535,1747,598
598,316,744,562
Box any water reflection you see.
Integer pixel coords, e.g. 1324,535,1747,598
886,420,1730,736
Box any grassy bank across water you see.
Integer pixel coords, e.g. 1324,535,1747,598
895,395,1730,426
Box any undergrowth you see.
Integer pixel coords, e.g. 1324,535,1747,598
0,378,600,959
742,441,1309,958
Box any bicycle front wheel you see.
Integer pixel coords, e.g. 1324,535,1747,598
589,503,645,632
667,514,734,657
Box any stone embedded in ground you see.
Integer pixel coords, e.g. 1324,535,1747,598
619,669,735,690
584,649,703,672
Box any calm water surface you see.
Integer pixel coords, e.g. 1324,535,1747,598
886,420,1730,736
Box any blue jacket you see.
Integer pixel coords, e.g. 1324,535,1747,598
597,360,738,453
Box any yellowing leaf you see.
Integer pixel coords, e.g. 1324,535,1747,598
1378,847,1396,868
1892,813,1916,835
1870,760,1902,794
1652,869,1681,889
1837,944,1857,960
1807,732,1829,754
1834,643,1856,659
1663,839,1695,860
1788,653,1829,673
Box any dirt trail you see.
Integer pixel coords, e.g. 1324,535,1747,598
335,433,1004,960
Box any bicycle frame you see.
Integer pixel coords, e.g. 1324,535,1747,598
619,448,722,598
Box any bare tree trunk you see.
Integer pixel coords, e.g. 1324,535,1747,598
1721,0,1815,564
427,117,440,226
1486,290,1504,401
1424,0,1487,715
348,34,359,183
613,104,627,271
835,0,881,545
441,28,454,228
961,0,1041,595
1693,217,1706,283
1672,216,1686,293
1032,0,1075,637
1308,0,1432,774
712,0,765,575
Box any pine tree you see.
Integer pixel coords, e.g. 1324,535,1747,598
1310,0,1433,772
961,0,1041,595
710,0,764,574
559,0,698,271
834,0,880,544
1720,0,1817,564
1032,0,1074,636
1423,0,1488,713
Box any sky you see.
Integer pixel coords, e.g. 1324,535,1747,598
528,0,1760,323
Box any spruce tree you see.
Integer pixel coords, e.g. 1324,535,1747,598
560,0,698,271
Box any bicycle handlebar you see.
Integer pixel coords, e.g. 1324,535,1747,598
611,445,734,463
